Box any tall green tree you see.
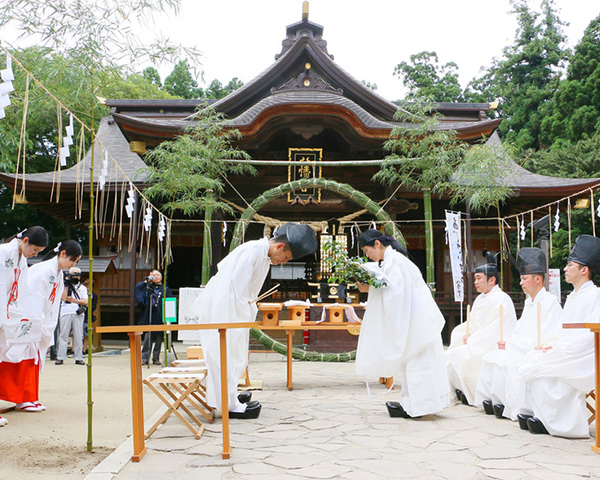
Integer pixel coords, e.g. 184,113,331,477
143,106,256,283
394,51,464,102
541,15,600,146
465,0,568,150
142,66,163,88
163,59,202,99
202,77,244,99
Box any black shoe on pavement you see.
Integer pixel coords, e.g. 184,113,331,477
152,360,161,365
527,417,549,434
493,403,505,419
482,400,494,415
238,392,252,404
55,360,63,365
75,360,85,365
229,401,261,419
386,401,421,419
517,413,533,431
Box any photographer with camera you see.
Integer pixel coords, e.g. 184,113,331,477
55,266,88,366
135,269,173,366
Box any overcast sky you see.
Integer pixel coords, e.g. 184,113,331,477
148,0,600,100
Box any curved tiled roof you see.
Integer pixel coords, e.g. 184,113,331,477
0,117,150,189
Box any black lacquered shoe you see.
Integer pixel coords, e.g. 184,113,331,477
527,417,549,435
229,401,261,419
385,401,421,418
493,403,505,419
517,413,533,431
482,399,494,415
455,389,469,405
238,392,252,404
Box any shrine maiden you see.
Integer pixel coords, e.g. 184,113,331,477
356,229,450,418
474,247,562,420
516,235,600,436
21,240,83,412
0,227,48,426
192,224,317,419
446,258,517,406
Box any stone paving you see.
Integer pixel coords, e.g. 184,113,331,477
88,352,600,480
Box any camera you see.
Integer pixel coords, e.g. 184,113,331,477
145,275,155,283
64,272,80,288
76,305,87,316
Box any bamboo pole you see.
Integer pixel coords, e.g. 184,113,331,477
423,187,435,295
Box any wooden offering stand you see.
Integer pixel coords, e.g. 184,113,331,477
257,303,283,327
326,304,346,323
288,305,308,323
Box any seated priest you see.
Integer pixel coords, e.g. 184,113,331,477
191,223,317,419
446,254,517,406
474,247,562,421
356,229,451,419
516,235,600,436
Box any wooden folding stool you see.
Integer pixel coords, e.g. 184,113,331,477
587,390,596,425
143,370,214,439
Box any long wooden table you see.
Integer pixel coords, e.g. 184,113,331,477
256,322,361,391
563,323,600,454
95,322,256,462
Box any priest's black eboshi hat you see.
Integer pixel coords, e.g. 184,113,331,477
475,251,499,280
568,234,600,275
275,223,318,259
516,247,547,275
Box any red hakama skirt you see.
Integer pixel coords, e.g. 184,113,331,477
0,358,40,403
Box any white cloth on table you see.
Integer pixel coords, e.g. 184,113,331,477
446,285,517,405
474,287,562,419
283,300,311,307
355,247,450,417
319,304,361,323
517,282,600,437
191,238,271,413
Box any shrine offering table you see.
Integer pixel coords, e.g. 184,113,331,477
95,322,256,462
563,323,600,454
256,322,361,391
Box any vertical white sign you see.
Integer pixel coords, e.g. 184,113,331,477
548,268,561,303
445,211,464,303
177,287,204,342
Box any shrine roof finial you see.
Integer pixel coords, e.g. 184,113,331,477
302,1,309,21
276,2,332,60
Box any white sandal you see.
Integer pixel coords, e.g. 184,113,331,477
15,402,44,412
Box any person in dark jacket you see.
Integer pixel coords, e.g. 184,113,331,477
135,269,173,365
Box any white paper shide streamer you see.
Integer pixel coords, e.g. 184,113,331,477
59,113,74,167
99,150,109,190
554,202,560,232
125,183,136,218
143,203,153,232
222,221,227,246
0,53,15,119
520,213,526,240
445,211,464,302
158,215,166,242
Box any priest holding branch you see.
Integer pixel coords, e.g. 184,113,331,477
446,254,517,406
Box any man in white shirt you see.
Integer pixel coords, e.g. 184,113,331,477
516,235,600,436
474,247,562,420
446,255,517,406
55,267,88,365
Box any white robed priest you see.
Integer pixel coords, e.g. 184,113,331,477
446,254,517,406
516,235,600,436
356,229,450,418
192,223,317,419
474,247,562,420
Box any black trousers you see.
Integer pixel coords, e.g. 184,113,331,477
142,331,163,363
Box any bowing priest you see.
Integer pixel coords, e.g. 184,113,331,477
446,254,517,406
192,223,317,419
474,247,562,420
516,235,600,436
356,229,451,419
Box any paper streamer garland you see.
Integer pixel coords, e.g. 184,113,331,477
158,215,166,242
0,53,15,119
554,202,560,232
98,150,108,190
143,203,153,232
520,213,526,240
